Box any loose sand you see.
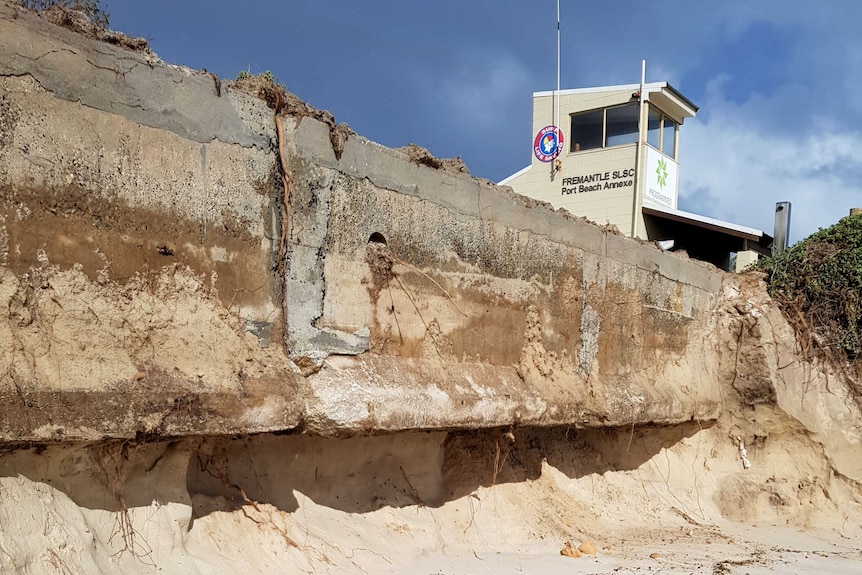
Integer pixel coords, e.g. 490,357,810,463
1,417,859,573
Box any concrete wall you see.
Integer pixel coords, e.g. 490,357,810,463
0,3,279,327
0,2,725,441
286,109,724,433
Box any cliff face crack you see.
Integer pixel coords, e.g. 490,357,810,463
91,46,148,64
13,47,77,61
311,243,326,327
110,100,146,112
84,57,124,76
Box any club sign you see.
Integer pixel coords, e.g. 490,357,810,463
533,125,564,162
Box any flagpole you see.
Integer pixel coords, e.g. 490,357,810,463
553,0,560,177
556,0,560,132
631,59,646,237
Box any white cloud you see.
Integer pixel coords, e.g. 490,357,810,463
667,2,862,245
680,96,862,244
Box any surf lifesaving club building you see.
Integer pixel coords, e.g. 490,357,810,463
500,82,772,271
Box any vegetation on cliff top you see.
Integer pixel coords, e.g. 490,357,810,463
755,214,862,368
19,0,109,27
18,1,151,54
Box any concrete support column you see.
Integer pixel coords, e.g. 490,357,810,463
735,250,759,273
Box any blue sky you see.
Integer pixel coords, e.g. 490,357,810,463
107,1,862,243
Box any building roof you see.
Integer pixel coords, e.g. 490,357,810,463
534,81,699,121
498,165,530,186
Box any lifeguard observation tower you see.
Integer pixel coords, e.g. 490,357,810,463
500,81,772,271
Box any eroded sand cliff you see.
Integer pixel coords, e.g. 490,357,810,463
0,3,859,573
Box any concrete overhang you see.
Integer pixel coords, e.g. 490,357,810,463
643,82,698,123
643,204,772,248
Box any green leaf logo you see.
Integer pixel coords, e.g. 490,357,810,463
656,158,668,189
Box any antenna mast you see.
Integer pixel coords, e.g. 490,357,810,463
555,0,560,134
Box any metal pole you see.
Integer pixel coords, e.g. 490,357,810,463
556,0,560,132
631,60,646,237
551,0,560,178
773,202,791,255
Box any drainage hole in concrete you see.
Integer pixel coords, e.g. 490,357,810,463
368,232,387,245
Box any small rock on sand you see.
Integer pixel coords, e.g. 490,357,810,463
560,541,582,558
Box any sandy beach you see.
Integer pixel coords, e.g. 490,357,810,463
397,525,861,574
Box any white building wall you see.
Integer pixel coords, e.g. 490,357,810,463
507,89,642,234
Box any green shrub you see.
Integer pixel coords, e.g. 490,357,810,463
235,70,278,85
755,214,862,360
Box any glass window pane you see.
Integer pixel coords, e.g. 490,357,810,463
647,107,661,149
605,104,640,147
662,118,677,157
570,109,603,152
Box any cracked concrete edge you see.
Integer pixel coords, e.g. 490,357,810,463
294,116,723,295
282,151,369,365
0,4,269,149
0,379,306,442
302,356,722,435
1,350,721,441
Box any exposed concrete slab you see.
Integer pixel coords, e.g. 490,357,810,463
296,113,720,293
1,4,729,439
304,355,721,434
0,1,268,149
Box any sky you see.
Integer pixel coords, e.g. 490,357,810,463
106,1,862,244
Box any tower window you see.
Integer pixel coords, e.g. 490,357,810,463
570,109,603,152
646,105,678,158
570,103,641,152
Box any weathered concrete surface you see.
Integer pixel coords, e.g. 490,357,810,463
0,264,302,441
1,3,725,440
0,3,280,327
0,2,268,149
288,117,722,433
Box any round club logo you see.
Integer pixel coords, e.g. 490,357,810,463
533,125,564,162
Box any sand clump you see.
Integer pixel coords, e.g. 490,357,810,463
560,540,596,558
0,261,284,392
0,258,299,442
402,143,470,174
